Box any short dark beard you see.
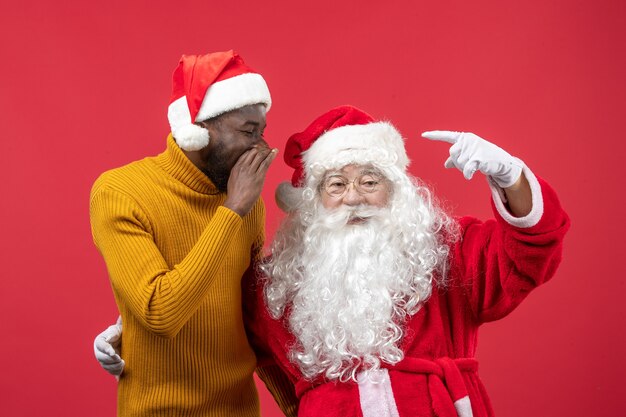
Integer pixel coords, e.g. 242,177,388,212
197,118,230,192
202,152,229,192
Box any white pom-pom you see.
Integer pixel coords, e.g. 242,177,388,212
173,124,210,151
275,181,304,212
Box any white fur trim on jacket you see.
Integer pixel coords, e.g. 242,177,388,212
454,396,474,417
357,369,401,417
302,122,409,177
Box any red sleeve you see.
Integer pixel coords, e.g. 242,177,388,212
451,176,570,323
242,262,300,416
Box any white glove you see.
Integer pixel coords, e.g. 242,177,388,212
421,130,523,188
94,316,125,378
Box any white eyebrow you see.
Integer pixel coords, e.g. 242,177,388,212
359,168,378,176
324,165,384,178
324,171,345,178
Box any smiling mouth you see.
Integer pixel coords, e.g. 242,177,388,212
347,216,367,225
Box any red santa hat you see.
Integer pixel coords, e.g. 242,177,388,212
276,105,409,211
167,50,272,151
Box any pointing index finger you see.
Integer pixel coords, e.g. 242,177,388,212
421,130,462,144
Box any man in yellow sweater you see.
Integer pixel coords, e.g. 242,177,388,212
90,51,297,416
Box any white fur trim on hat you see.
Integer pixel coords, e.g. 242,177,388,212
168,96,210,151
302,122,409,177
275,181,305,212
167,73,271,151
196,73,272,121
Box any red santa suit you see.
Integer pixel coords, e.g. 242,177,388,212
244,168,570,417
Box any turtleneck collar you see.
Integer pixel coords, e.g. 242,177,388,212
155,134,221,195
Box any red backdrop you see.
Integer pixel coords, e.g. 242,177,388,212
1,1,624,416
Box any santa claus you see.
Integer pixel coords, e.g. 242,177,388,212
95,105,569,417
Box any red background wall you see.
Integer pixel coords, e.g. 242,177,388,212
1,1,624,416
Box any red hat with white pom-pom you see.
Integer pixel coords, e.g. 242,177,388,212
276,105,409,211
167,50,272,151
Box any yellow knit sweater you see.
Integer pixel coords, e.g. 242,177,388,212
90,136,295,417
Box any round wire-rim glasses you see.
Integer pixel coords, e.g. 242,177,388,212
321,172,386,198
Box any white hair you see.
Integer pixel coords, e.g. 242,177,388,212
262,164,457,382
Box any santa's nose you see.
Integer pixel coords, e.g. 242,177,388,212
342,186,365,206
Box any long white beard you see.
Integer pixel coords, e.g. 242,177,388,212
291,206,413,381
263,175,455,382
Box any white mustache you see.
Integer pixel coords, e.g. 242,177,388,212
319,205,384,228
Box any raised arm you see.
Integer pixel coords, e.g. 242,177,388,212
422,130,531,217
422,130,570,321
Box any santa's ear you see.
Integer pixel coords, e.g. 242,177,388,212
275,182,304,212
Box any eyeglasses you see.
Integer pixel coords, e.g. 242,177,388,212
321,173,386,198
